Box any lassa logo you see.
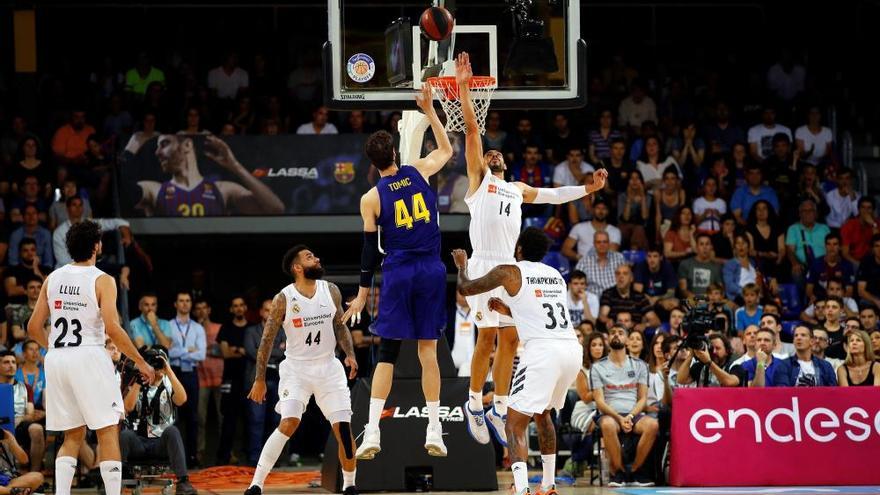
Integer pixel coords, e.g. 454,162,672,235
380,406,464,422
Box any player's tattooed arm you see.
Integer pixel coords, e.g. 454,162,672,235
452,249,522,297
329,282,359,379
255,292,286,382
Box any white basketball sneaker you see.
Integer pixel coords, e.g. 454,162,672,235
486,406,508,446
464,401,491,444
355,424,381,460
424,423,448,457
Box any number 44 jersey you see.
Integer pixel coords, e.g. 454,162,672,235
281,281,337,360
501,261,579,344
47,264,108,348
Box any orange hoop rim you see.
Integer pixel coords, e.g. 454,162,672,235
426,76,497,100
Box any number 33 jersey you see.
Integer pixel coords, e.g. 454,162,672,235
501,261,578,343
465,172,523,259
281,281,337,361
46,264,108,348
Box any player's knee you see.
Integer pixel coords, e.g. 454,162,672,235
475,327,497,347
278,418,299,437
28,422,43,436
333,420,355,460
377,338,402,364
498,328,519,348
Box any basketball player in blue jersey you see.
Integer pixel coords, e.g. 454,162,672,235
342,85,452,459
136,134,284,217
454,52,606,447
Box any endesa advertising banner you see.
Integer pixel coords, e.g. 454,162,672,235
671,387,880,486
119,134,372,217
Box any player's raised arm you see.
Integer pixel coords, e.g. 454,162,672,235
411,85,452,179
343,188,382,326
456,53,486,196
516,168,609,204
452,249,522,297
96,274,155,383
248,291,286,404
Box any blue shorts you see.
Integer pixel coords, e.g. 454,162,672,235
374,256,447,340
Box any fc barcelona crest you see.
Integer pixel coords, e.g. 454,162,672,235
334,162,355,184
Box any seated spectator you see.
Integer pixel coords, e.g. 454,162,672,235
742,328,788,387
711,214,737,264
564,332,607,477
654,167,687,236
747,104,791,161
14,340,45,410
857,234,880,308
761,313,795,358
871,329,880,356
677,233,723,299
503,117,543,164
102,93,133,141
0,420,45,494
615,170,650,250
208,51,249,101
344,110,367,134
587,109,623,164
52,197,132,269
49,179,92,231
9,176,50,225
732,325,759,366
761,133,798,206
295,105,338,135
668,120,705,171
663,206,696,262
793,163,829,224
4,239,50,305
125,52,165,97
123,112,159,155
552,146,593,187
806,233,856,301
566,271,599,326
8,279,49,354
703,102,745,154
590,326,658,487
746,200,785,279
734,284,763,333
860,305,880,333
575,231,627,296
803,280,857,323
767,50,806,102
817,297,846,360
693,177,726,235
509,144,553,216
731,164,779,225
661,307,686,337
811,327,843,371
705,154,736,201
544,113,577,164
229,96,256,135
626,327,647,360
786,199,830,285
10,136,53,193
774,325,838,386
122,352,198,495
795,106,834,166
723,233,760,301
637,137,681,192
178,108,210,136
600,138,633,195
51,107,96,166
633,247,679,313
618,81,657,134
0,352,45,476
676,333,745,387
825,168,860,230
8,206,53,268
645,332,672,417
599,265,654,332
482,111,507,152
836,330,879,386
562,199,621,261
129,293,173,349
841,196,879,265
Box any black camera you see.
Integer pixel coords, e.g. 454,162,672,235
120,347,168,386
681,298,725,351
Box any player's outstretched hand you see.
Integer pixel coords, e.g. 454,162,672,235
455,52,473,86
415,84,435,115
137,361,156,385
488,297,512,317
204,134,239,171
344,355,359,380
248,379,267,404
451,249,469,270
343,296,366,326
588,168,608,193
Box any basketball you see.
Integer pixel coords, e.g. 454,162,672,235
419,6,455,41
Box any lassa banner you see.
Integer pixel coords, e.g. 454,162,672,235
670,387,880,486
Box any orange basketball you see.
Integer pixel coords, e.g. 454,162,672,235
419,6,455,41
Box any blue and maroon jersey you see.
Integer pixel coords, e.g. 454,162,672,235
376,165,440,259
155,179,225,217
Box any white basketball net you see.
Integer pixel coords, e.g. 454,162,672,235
427,76,497,134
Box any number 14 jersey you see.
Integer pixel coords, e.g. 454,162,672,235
465,172,523,259
281,281,337,361
501,261,578,343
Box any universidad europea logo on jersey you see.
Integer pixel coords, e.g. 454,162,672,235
487,184,497,193
54,300,62,309
535,289,543,297
334,162,355,184
292,318,304,328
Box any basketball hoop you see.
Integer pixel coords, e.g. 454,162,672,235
426,76,496,134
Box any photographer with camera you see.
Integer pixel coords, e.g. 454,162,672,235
676,333,746,387
120,349,197,495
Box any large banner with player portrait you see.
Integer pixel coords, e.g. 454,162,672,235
118,134,376,217
670,387,880,486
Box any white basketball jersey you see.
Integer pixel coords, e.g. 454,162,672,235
46,264,107,348
281,281,337,361
501,261,578,343
465,172,523,260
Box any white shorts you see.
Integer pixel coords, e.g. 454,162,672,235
509,339,582,416
277,356,351,420
466,256,516,329
45,346,124,431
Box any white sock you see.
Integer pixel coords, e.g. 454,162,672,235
426,401,440,427
494,395,508,416
468,389,482,412
100,460,122,495
251,429,291,488
512,461,529,493
342,469,356,490
368,398,385,427
541,454,556,489
55,456,77,495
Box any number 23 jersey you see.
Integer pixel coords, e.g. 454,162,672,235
501,261,578,343
46,264,108,348
281,280,337,360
